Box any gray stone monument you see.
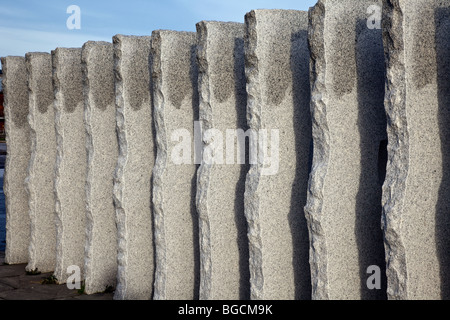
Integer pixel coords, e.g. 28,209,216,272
244,10,312,300
195,21,249,300
113,35,154,300
305,0,387,299
25,52,56,273
52,47,86,284
151,30,199,300
382,0,450,300
82,41,118,294
0,56,31,264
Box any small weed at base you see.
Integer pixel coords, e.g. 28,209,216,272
77,282,86,295
41,275,58,285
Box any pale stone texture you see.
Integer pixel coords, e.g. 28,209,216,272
82,41,118,294
244,10,312,300
305,0,387,300
0,56,31,264
52,48,86,284
151,30,199,300
196,21,249,300
382,0,450,300
113,35,154,300
24,52,56,273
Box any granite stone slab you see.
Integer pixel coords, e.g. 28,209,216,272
112,35,154,300
382,0,450,300
195,21,249,300
305,0,387,300
151,30,199,300
24,52,57,274
52,48,86,284
0,56,31,265
244,9,312,300
82,41,118,295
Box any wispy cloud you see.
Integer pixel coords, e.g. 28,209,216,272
0,27,110,58
0,5,35,19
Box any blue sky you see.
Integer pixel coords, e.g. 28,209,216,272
0,0,317,64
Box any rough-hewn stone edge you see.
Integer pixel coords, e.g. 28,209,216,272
52,48,66,283
82,41,114,294
82,41,95,294
381,0,408,300
1,56,15,264
112,35,128,300
24,53,37,272
303,0,330,300
150,30,168,300
24,52,49,272
243,10,264,300
195,21,214,300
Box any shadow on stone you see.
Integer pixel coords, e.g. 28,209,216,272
148,50,158,299
355,18,387,300
435,6,450,300
290,29,312,300
189,43,201,300
233,37,250,300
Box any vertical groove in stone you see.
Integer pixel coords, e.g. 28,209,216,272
195,21,213,300
83,42,95,295
151,31,167,300
381,0,409,300
112,35,128,299
52,50,64,282
243,10,264,300
25,54,38,272
304,0,330,300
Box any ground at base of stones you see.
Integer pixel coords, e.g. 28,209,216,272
0,251,113,300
